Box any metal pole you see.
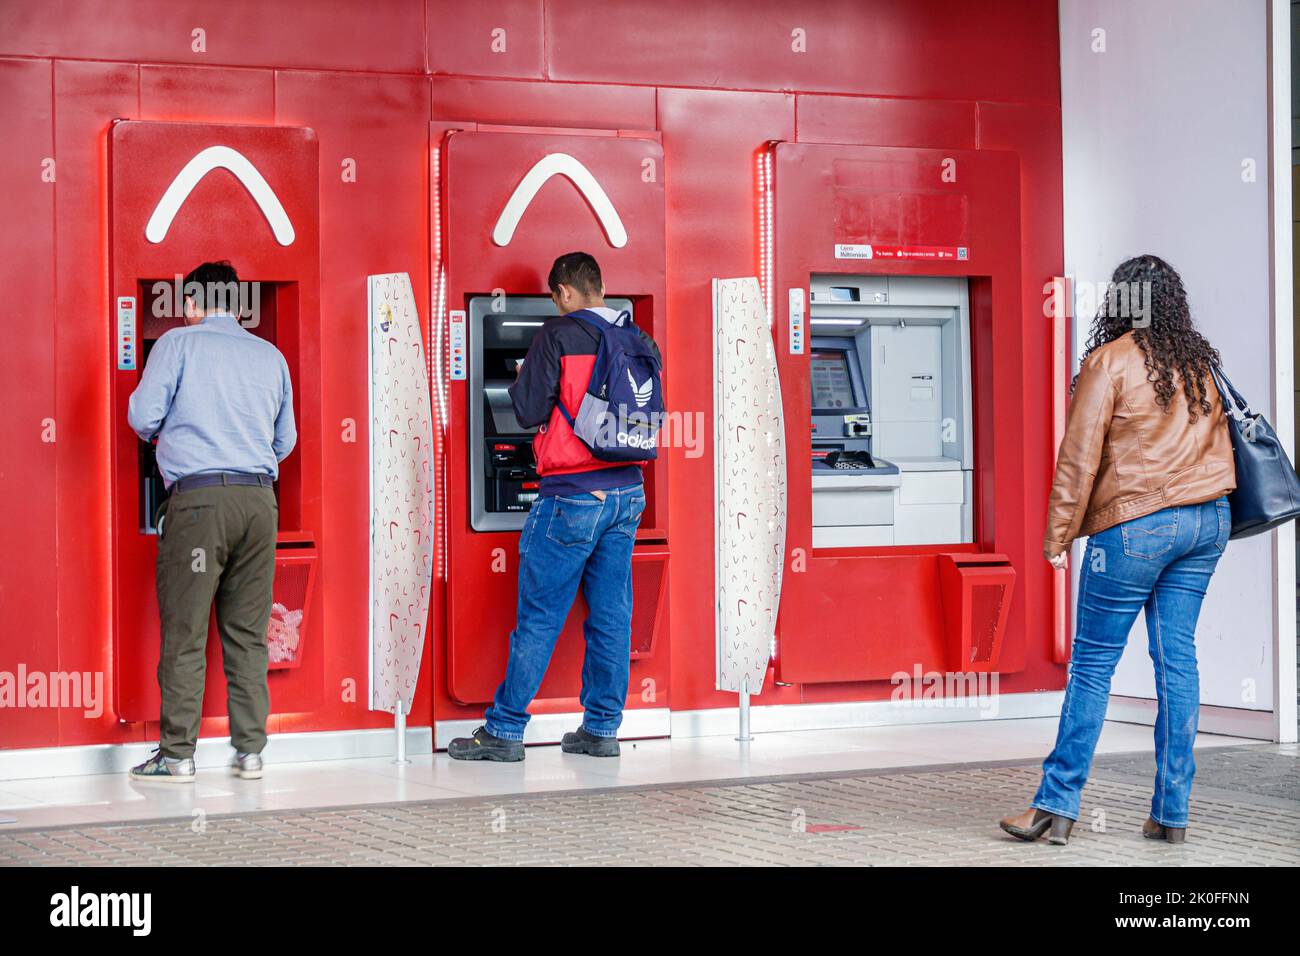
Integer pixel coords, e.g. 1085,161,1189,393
736,676,753,742
393,697,409,764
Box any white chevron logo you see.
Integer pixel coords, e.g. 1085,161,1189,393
492,153,627,248
627,369,654,408
145,145,296,246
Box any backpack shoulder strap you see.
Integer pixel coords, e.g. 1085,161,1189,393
566,310,608,348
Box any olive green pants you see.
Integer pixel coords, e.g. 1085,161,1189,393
155,484,277,759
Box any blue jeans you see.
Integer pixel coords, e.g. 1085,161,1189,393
484,485,646,741
1033,497,1229,828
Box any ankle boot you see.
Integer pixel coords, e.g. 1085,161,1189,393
1142,816,1187,844
999,807,1074,845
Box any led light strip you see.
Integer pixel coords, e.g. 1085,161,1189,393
766,146,777,662
756,153,766,317
756,145,778,664
434,145,444,390
430,144,449,583
756,148,775,328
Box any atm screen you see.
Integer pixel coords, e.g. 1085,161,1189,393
811,351,857,409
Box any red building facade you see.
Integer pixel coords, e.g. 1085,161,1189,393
0,0,1064,753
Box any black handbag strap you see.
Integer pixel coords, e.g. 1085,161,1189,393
1210,365,1251,421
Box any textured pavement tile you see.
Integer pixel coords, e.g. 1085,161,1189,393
0,745,1293,866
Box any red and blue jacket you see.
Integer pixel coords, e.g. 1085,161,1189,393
508,308,661,497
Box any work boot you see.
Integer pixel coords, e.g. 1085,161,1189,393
230,752,264,780
560,726,621,757
128,749,196,784
447,726,524,762
999,807,1074,845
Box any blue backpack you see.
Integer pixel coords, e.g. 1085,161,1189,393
558,310,663,462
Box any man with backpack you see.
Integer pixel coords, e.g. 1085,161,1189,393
449,252,662,762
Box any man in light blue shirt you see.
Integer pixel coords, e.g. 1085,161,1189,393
127,294,296,485
126,260,295,785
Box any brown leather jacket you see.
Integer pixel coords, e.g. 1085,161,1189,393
1044,332,1235,558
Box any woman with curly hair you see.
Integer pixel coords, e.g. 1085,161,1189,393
999,254,1236,846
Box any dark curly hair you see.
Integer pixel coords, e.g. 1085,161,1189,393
1076,254,1220,422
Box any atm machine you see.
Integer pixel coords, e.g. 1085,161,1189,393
808,273,973,548
108,121,324,721
469,294,633,531
770,140,1025,684
434,128,671,745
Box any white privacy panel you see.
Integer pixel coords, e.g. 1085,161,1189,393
713,277,786,694
367,273,434,714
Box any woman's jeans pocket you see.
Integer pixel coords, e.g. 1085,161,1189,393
1213,497,1231,553
1121,509,1178,560
546,494,605,546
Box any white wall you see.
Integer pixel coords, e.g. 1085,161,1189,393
1059,0,1277,712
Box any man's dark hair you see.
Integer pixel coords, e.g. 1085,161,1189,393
183,260,240,313
547,252,602,297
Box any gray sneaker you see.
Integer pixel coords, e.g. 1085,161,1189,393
128,749,196,783
230,752,264,780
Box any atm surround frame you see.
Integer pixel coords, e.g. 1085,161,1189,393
107,120,323,721
437,127,670,712
807,275,976,548
770,140,1029,684
133,277,296,534
467,293,634,532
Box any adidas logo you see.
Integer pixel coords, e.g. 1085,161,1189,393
616,430,657,449
627,370,654,409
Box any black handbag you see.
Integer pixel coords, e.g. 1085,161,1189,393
1211,366,1300,539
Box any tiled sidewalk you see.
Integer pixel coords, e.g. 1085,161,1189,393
1,744,1294,866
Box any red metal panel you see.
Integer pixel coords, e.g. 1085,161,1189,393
784,554,950,684
432,77,656,131
52,60,141,747
1049,276,1071,665
141,65,274,122
546,0,1061,105
975,101,1066,685
0,57,58,748
0,0,424,74
771,142,1027,685
438,128,668,709
274,70,434,732
427,0,544,79
656,87,799,708
796,94,978,150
